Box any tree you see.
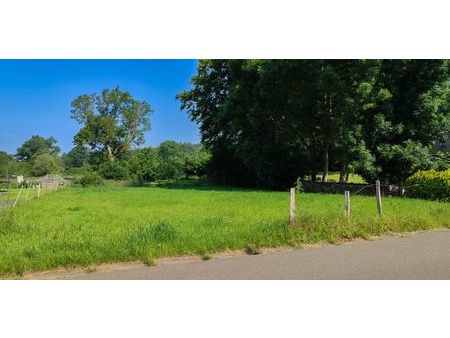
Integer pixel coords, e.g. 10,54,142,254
156,141,185,180
71,87,152,162
129,147,159,182
16,135,60,162
361,60,450,183
62,145,90,169
179,59,450,188
0,151,13,178
30,153,64,176
183,146,210,178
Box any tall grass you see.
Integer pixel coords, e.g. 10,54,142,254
0,185,448,276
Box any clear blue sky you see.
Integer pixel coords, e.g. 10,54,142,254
0,59,199,154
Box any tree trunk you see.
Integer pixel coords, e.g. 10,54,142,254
106,145,115,162
322,141,329,182
339,159,346,182
345,171,349,182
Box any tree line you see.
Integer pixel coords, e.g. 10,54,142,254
0,88,209,182
178,59,450,188
2,61,449,189
0,136,209,182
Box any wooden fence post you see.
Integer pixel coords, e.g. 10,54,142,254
37,184,41,199
375,180,382,217
344,190,350,218
13,186,23,208
25,185,31,201
289,187,296,225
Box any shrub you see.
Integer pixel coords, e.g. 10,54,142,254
99,161,130,180
79,171,104,187
404,169,450,201
30,153,64,176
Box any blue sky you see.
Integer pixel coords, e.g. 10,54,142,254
0,59,199,154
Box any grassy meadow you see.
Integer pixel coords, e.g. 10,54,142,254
0,182,449,276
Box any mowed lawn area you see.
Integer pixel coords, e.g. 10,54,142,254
0,184,449,276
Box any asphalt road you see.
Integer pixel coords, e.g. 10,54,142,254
33,229,450,280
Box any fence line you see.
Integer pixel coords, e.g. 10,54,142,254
290,181,448,224
0,182,64,211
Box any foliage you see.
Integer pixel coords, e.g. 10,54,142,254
0,151,13,178
184,146,210,178
156,141,185,180
30,153,64,176
62,145,90,169
99,160,130,180
178,60,450,187
70,87,152,162
0,185,448,276
405,169,450,201
16,135,60,162
129,147,159,182
432,151,450,171
79,170,104,187
372,140,435,184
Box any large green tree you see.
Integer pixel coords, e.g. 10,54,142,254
179,59,450,188
71,87,153,162
361,60,450,183
30,153,64,176
62,145,90,169
15,135,60,162
156,141,185,180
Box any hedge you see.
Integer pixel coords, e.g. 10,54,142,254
404,169,450,201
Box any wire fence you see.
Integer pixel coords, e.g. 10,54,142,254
290,180,448,224
0,182,63,211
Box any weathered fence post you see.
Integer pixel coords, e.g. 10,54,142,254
25,184,31,201
13,186,23,208
375,180,382,218
344,190,350,218
37,184,41,199
289,187,296,225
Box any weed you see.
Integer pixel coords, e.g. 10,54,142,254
202,254,212,260
245,244,262,255
85,266,97,273
143,257,156,267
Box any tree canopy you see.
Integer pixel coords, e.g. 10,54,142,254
62,145,90,169
178,59,450,187
71,87,153,162
15,135,60,162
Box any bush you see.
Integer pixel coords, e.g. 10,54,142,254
99,161,130,180
79,171,104,187
404,169,450,201
30,153,64,176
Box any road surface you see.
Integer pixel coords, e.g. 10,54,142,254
30,229,450,280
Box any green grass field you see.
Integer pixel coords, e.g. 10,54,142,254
0,183,449,276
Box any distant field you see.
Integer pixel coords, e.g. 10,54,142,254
316,172,366,183
0,184,448,276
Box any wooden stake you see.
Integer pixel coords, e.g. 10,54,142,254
13,186,23,208
375,180,382,217
37,184,41,199
344,190,350,218
25,185,31,201
289,187,296,225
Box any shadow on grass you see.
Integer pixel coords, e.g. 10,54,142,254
127,178,268,193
